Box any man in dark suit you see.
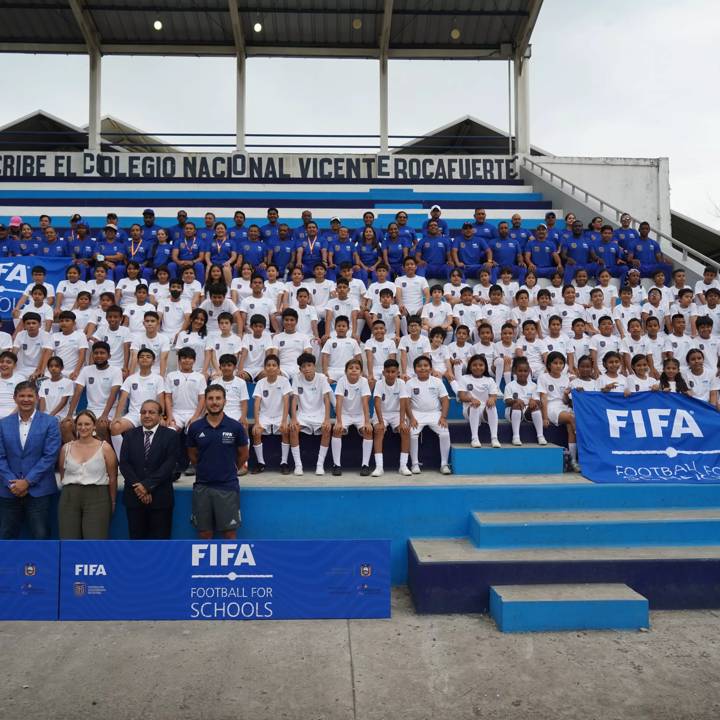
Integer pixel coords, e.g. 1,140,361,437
119,399,179,539
0,381,62,539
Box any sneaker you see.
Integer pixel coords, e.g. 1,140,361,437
512,437,522,446
315,466,325,476
251,463,265,474
332,465,342,476
398,466,412,476
280,463,290,475
184,466,196,476
293,466,304,476
537,436,548,446
440,464,452,475
569,459,581,473
411,464,422,474
371,467,384,477
491,438,501,448
470,439,482,448
360,465,371,477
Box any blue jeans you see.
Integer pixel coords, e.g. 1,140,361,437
0,494,53,539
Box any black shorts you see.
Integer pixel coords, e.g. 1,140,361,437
191,484,241,534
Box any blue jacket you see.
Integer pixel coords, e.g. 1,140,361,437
0,411,62,498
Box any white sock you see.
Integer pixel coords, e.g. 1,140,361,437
531,410,544,439
317,444,329,466
331,436,342,465
503,371,512,387
468,405,482,442
291,445,302,468
362,439,373,466
253,443,265,465
399,451,409,469
493,358,504,386
450,379,460,395
511,408,522,438
374,452,384,471
281,442,290,464
439,431,451,466
410,435,419,465
356,318,366,337
569,442,578,461
486,405,499,440
111,435,123,459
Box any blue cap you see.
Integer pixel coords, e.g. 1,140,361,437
142,208,155,216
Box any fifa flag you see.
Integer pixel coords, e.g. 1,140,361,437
0,257,69,319
573,391,720,483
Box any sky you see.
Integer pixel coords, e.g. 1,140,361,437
0,0,718,229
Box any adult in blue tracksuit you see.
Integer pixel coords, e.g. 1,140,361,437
421,205,449,237
488,221,526,283
558,212,577,248
37,229,70,260
235,224,268,278
228,210,249,247
149,228,174,277
106,213,128,243
16,226,41,256
167,210,189,245
544,211,562,249
451,222,491,281
94,225,127,281
326,225,355,280
171,222,205,283
295,221,326,277
415,221,453,279
0,228,19,257
353,227,382,284
205,221,238,285
32,215,51,243
561,220,599,284
471,208,499,243
626,221,674,283
260,208,281,245
524,224,563,279
321,217,342,247
196,212,217,249
594,225,629,283
383,222,410,278
0,381,62,539
69,223,98,279
352,211,385,246
267,224,296,278
122,223,154,281
613,213,641,254
293,210,314,245
584,216,604,248
140,209,162,244
509,213,534,253
395,211,418,258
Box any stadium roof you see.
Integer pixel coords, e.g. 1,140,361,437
0,0,542,59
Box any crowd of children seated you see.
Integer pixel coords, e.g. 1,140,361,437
2,205,717,475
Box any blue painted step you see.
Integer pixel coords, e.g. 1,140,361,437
469,509,720,548
452,444,564,475
407,539,720,613
489,584,649,633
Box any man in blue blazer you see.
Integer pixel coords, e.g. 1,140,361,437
0,380,62,539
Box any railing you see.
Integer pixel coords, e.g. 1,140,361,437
518,155,719,272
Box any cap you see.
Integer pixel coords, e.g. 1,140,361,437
545,211,556,218
142,208,155,216
77,222,89,230
104,223,118,232
9,215,22,226
461,222,473,229
627,267,641,275
70,213,82,223
329,216,341,224
430,204,441,212
537,223,548,229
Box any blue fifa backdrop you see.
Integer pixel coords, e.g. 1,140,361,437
574,391,720,484
0,257,68,319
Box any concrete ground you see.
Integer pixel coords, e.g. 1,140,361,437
2,588,719,720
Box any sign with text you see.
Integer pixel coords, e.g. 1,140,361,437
59,539,391,621
0,540,60,621
0,152,513,182
0,257,68,319
574,391,720,483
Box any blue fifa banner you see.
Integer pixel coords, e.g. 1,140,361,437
0,540,60,620
59,539,391,621
574,391,720,484
0,257,69,319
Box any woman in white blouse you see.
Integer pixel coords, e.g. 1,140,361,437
58,410,118,539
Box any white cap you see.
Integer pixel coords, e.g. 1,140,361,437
430,204,441,213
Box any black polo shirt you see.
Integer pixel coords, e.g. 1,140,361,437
186,414,248,491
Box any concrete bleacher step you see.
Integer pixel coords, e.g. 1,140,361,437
489,583,649,633
407,538,720,614
452,443,564,475
469,509,720,548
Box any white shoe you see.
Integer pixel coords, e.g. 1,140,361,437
569,459,581,473
371,467,384,477
315,466,325,476
411,464,422,474
470,439,482,448
537,436,548,446
512,437,522,446
294,467,304,476
491,438,501,448
440,464,452,475
398,466,412,476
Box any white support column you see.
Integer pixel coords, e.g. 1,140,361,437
235,52,246,152
379,55,389,153
513,53,530,155
88,48,102,152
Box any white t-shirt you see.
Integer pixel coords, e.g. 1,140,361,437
645,335,665,371
451,303,481,330
536,372,571,404
570,377,599,392
626,374,657,393
240,331,273,372
116,277,142,306
131,332,170,373
420,301,453,328
598,284,619,308
535,306,555,336
293,371,332,423
457,374,498,403
0,372,26,417
695,336,720,373
20,302,54,327
473,283,492,304
584,306,610,330
86,279,116,307
612,303,643,333
598,373,627,394
517,337,547,373
334,375,371,419
56,279,88,310
305,279,335,313
123,302,154,334
669,302,698,334
326,297,356,329
254,375,292,422
621,335,650,360
405,375,448,415
590,334,621,360
472,341,497,368
398,335,431,375
200,298,239,335
686,368,717,402
447,341,475,376
498,280,519,306
93,324,132,369
207,333,243,365
364,337,397,379
285,282,306,308
321,336,361,376
158,298,191,337
543,334,570,359
573,285,592,306
372,304,401,336
240,295,275,326
75,364,123,415
365,281,396,312
568,336,591,363
230,277,252,303
477,303,512,338
165,370,206,416
13,330,52,376
23,281,55,300
51,330,88,374
271,332,313,370
148,281,171,304
429,344,451,374
120,372,165,416
443,282,464,305
181,279,202,304
39,376,73,415
212,376,249,421
494,340,517,362
373,377,409,416
263,281,286,310
173,331,207,372
294,305,319,336
504,379,538,406
663,334,695,370
72,307,101,334
396,275,429,314
557,303,586,335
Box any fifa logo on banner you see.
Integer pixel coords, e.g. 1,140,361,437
606,409,703,440
191,543,256,567
75,564,107,576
